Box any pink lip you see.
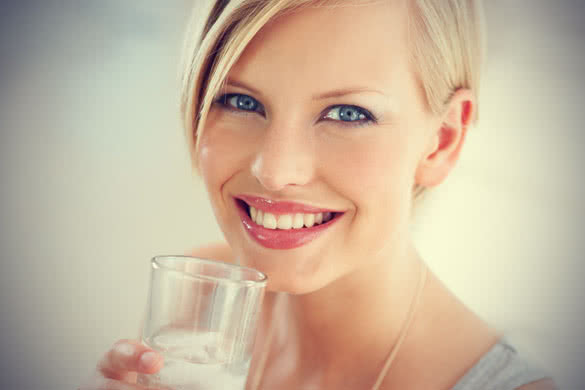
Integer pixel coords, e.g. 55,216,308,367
234,198,343,250
236,194,339,215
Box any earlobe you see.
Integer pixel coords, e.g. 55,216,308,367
414,89,475,188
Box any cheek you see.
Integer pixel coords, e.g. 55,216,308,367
198,121,253,191
198,130,230,191
322,132,414,195
197,123,253,230
321,132,416,256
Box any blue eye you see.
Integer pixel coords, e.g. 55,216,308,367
215,93,265,115
322,105,375,127
214,93,376,128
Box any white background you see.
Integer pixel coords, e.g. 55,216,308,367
0,1,583,389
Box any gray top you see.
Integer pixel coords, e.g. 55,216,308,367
451,338,555,390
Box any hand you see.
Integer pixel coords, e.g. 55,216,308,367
78,339,164,390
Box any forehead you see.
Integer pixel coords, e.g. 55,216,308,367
228,0,414,101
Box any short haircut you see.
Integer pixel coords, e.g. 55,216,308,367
179,0,486,203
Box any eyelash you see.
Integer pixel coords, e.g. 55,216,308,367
213,93,377,128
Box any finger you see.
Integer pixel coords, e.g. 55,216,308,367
97,340,164,380
78,376,164,390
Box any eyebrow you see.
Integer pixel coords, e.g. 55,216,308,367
312,87,387,100
224,78,387,100
224,79,261,96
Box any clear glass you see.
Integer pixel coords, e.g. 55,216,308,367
137,255,267,390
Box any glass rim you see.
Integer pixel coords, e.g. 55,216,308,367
151,255,268,287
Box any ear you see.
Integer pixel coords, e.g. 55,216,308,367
415,89,474,188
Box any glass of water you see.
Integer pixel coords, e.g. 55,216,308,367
137,255,267,390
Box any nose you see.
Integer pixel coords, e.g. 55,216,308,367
251,124,315,192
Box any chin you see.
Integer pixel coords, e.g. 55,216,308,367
232,242,342,295
266,275,332,295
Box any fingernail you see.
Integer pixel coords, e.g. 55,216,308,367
139,351,158,370
115,343,135,357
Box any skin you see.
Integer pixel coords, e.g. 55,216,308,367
197,1,496,389
80,1,556,389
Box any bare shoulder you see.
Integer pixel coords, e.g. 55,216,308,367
185,242,236,264
516,378,558,390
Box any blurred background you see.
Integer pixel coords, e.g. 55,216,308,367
0,1,583,389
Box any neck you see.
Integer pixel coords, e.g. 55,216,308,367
275,239,425,380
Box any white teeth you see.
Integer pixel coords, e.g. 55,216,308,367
315,213,323,224
248,205,337,230
303,213,315,228
256,210,263,225
277,214,292,229
293,213,304,229
262,212,277,229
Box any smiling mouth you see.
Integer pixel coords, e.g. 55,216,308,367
235,199,342,230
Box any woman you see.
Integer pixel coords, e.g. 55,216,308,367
81,0,557,389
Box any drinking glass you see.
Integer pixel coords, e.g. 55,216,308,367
137,255,267,390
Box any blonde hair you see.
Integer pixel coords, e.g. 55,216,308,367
179,0,485,203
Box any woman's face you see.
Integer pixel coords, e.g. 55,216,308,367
198,1,437,293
